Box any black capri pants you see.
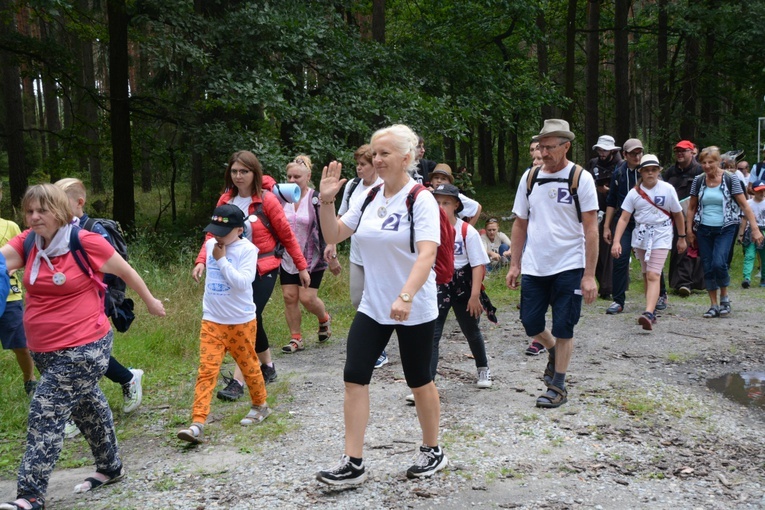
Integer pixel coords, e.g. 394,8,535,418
344,312,435,388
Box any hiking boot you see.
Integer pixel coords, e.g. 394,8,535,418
406,445,448,479
24,380,37,397
719,298,731,317
64,419,80,439
316,455,367,486
260,364,277,384
318,315,332,343
605,302,623,314
477,367,492,388
240,403,271,425
374,351,389,369
638,311,656,331
217,373,244,401
678,286,691,297
177,423,204,444
122,368,144,413
525,341,546,356
742,279,751,289
655,293,668,311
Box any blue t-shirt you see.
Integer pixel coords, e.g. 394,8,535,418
700,185,724,226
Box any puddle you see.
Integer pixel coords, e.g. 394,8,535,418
706,372,765,408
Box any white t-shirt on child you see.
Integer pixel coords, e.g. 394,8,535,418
203,237,258,325
341,178,440,325
621,180,681,250
454,218,490,269
748,198,765,228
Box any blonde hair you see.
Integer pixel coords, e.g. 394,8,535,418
21,183,72,229
293,154,313,172
699,146,721,163
54,178,87,201
370,124,418,173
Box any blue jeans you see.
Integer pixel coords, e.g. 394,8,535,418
696,224,736,291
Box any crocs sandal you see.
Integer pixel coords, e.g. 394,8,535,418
73,466,125,493
282,338,304,353
0,497,44,510
177,423,204,444
536,385,568,409
318,315,332,343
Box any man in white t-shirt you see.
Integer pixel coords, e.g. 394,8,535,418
506,119,599,409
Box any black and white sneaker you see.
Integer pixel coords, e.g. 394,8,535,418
316,455,367,486
406,445,448,479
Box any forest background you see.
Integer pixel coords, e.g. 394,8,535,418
1,0,765,232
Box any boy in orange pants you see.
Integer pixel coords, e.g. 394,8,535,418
178,205,270,444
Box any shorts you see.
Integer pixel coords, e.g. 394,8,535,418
520,268,583,340
0,301,27,350
634,248,669,275
279,267,324,289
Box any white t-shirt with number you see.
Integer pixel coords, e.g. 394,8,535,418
338,176,384,265
621,180,682,250
340,178,440,325
511,163,598,277
454,218,490,269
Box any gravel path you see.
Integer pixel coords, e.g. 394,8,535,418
2,286,764,509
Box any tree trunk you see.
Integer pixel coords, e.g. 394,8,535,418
191,150,203,203
77,0,104,193
443,135,456,170
563,0,578,123
657,0,670,162
497,129,507,183
108,0,135,230
0,0,29,208
614,0,630,146
478,122,495,186
509,113,520,187
585,0,600,154
679,35,699,141
371,0,385,43
536,12,553,120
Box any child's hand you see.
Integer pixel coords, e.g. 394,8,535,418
212,242,226,261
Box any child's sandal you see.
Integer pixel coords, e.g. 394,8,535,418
282,338,304,353
0,497,44,509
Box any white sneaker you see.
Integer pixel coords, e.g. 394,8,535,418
123,368,144,413
477,367,492,388
405,393,415,404
64,419,80,439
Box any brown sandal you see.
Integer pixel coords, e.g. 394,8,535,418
536,384,568,409
282,338,305,353
318,315,332,343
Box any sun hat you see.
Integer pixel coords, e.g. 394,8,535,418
537,119,575,141
432,183,464,213
430,163,454,183
636,154,662,171
592,135,620,152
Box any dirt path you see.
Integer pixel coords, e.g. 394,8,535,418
2,288,764,509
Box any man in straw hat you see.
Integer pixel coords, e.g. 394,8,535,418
506,119,599,408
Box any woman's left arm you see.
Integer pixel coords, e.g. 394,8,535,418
390,240,437,321
735,193,763,244
99,253,166,317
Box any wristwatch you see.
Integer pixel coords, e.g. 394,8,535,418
399,293,412,303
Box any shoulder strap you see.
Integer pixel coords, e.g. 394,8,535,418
525,166,542,197
344,177,362,210
82,217,96,231
22,232,35,261
355,184,383,232
252,191,284,260
461,220,469,240
635,186,672,219
406,184,427,253
569,164,584,223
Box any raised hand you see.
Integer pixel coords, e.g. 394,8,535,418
320,161,347,202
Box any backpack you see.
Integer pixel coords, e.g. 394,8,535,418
525,164,585,222
358,183,455,285
23,225,135,332
343,177,362,212
251,190,285,260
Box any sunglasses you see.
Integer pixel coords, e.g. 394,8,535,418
293,158,307,167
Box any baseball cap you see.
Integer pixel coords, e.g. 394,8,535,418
432,183,464,213
203,204,246,237
622,138,644,153
675,140,695,151
753,180,765,192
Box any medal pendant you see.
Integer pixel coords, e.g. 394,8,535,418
52,272,66,286
377,206,387,218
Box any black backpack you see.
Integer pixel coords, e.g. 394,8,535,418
525,164,585,222
343,177,362,212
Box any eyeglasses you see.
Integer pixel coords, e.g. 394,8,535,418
293,158,307,167
538,141,568,152
230,169,251,176
738,165,749,170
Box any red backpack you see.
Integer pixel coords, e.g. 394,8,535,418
358,183,455,284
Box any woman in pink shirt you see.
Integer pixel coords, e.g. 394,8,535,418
0,184,165,510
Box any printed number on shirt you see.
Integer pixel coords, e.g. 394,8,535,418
454,240,464,256
557,188,573,204
654,196,666,206
382,213,403,231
